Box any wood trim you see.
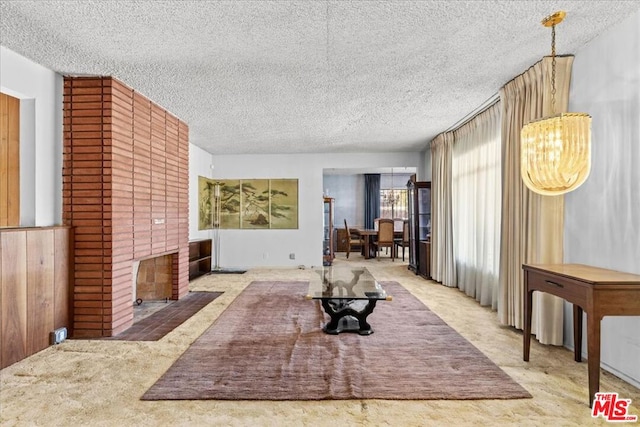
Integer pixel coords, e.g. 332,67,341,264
0,92,20,227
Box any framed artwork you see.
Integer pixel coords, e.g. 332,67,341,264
217,179,242,229
198,176,214,230
240,179,271,229
269,178,298,229
198,177,298,229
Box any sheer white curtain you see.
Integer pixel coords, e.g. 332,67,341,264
452,103,501,308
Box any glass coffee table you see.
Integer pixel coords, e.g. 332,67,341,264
306,266,391,335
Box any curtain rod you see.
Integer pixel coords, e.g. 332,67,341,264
441,55,573,136
444,92,500,133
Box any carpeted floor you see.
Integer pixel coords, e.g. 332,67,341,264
142,280,530,401
1,256,638,426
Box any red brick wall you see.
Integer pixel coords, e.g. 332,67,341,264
63,77,189,337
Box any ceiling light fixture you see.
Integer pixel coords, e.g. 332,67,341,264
384,168,400,206
520,11,592,196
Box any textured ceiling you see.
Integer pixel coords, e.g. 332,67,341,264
1,1,638,155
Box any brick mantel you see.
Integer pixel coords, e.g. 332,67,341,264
63,77,189,337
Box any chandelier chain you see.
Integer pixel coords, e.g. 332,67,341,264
550,24,557,115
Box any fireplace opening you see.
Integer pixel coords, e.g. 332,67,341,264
135,254,173,303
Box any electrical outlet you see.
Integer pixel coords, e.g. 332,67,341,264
50,327,67,345
289,253,295,260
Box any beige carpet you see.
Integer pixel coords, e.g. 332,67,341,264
142,281,530,401
0,255,638,426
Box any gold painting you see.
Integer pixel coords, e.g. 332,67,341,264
268,178,298,229
240,179,271,229
198,176,214,230
198,177,298,229
218,179,242,229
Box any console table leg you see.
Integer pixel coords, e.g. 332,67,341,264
587,313,601,408
523,289,533,361
573,305,583,362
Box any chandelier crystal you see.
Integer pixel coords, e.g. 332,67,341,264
520,11,592,196
383,168,400,205
383,190,400,205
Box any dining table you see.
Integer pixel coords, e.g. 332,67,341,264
356,229,403,259
356,229,378,259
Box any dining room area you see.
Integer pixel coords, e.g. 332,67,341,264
322,167,432,279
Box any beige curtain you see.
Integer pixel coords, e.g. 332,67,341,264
452,103,502,309
430,132,456,287
498,56,573,345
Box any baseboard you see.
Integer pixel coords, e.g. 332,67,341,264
565,344,640,389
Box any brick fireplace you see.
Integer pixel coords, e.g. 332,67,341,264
63,76,189,337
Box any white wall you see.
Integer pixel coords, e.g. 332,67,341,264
420,146,432,181
564,10,640,387
323,174,364,229
206,152,420,268
188,143,214,242
0,46,63,226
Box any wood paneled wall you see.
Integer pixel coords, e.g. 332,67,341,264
63,77,189,338
0,226,71,369
0,92,20,227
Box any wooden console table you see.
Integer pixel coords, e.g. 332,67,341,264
522,264,640,407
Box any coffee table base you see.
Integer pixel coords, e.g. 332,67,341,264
320,299,377,335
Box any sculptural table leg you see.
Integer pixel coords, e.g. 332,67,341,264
320,299,378,335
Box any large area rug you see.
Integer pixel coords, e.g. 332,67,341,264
141,281,531,401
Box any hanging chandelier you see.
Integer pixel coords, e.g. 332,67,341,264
520,11,592,196
383,168,400,205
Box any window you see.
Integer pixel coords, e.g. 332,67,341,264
380,188,408,219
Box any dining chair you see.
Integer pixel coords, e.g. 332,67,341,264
394,219,410,261
343,219,364,259
373,218,395,261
